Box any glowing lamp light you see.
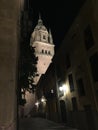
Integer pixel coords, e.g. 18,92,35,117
21,88,24,92
41,96,46,103
51,89,54,93
62,84,66,91
35,101,39,106
41,98,45,102
59,84,68,92
59,86,63,91
59,85,66,92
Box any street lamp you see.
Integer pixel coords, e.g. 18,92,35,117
59,84,69,95
41,96,47,103
35,101,39,107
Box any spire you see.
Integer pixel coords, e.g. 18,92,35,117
49,29,52,35
39,13,41,20
49,28,53,44
38,13,43,25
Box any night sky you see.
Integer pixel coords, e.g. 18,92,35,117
29,0,85,50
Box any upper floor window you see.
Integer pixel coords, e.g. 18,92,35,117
68,74,74,92
84,24,95,50
76,78,85,96
65,53,71,69
89,52,98,82
71,97,78,111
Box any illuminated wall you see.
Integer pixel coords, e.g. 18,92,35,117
0,0,20,130
30,16,55,84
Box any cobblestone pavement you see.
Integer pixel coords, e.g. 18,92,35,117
19,117,78,130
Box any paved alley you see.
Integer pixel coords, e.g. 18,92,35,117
19,117,78,130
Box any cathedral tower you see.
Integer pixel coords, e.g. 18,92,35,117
30,15,55,84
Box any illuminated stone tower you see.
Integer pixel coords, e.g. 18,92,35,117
30,15,55,84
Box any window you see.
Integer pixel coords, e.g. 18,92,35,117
84,25,94,50
89,52,98,82
43,35,46,39
48,51,51,55
42,49,44,53
45,50,47,54
77,78,85,96
65,54,71,69
72,97,78,111
68,74,74,92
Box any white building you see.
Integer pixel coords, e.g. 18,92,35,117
30,15,55,84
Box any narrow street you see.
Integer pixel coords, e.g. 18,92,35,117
19,117,78,130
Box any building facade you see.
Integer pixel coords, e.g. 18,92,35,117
37,0,98,130
0,0,20,130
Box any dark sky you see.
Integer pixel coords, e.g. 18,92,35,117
30,0,85,50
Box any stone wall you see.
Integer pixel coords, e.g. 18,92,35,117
0,0,20,130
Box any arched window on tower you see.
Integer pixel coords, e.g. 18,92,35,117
45,50,47,54
43,35,46,40
42,49,44,54
48,51,51,55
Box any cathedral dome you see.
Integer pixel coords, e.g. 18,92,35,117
34,17,48,32
30,14,54,45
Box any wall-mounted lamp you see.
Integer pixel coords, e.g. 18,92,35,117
35,101,39,107
59,84,69,96
41,96,47,103
59,84,66,92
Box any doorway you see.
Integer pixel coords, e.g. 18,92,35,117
60,100,67,123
